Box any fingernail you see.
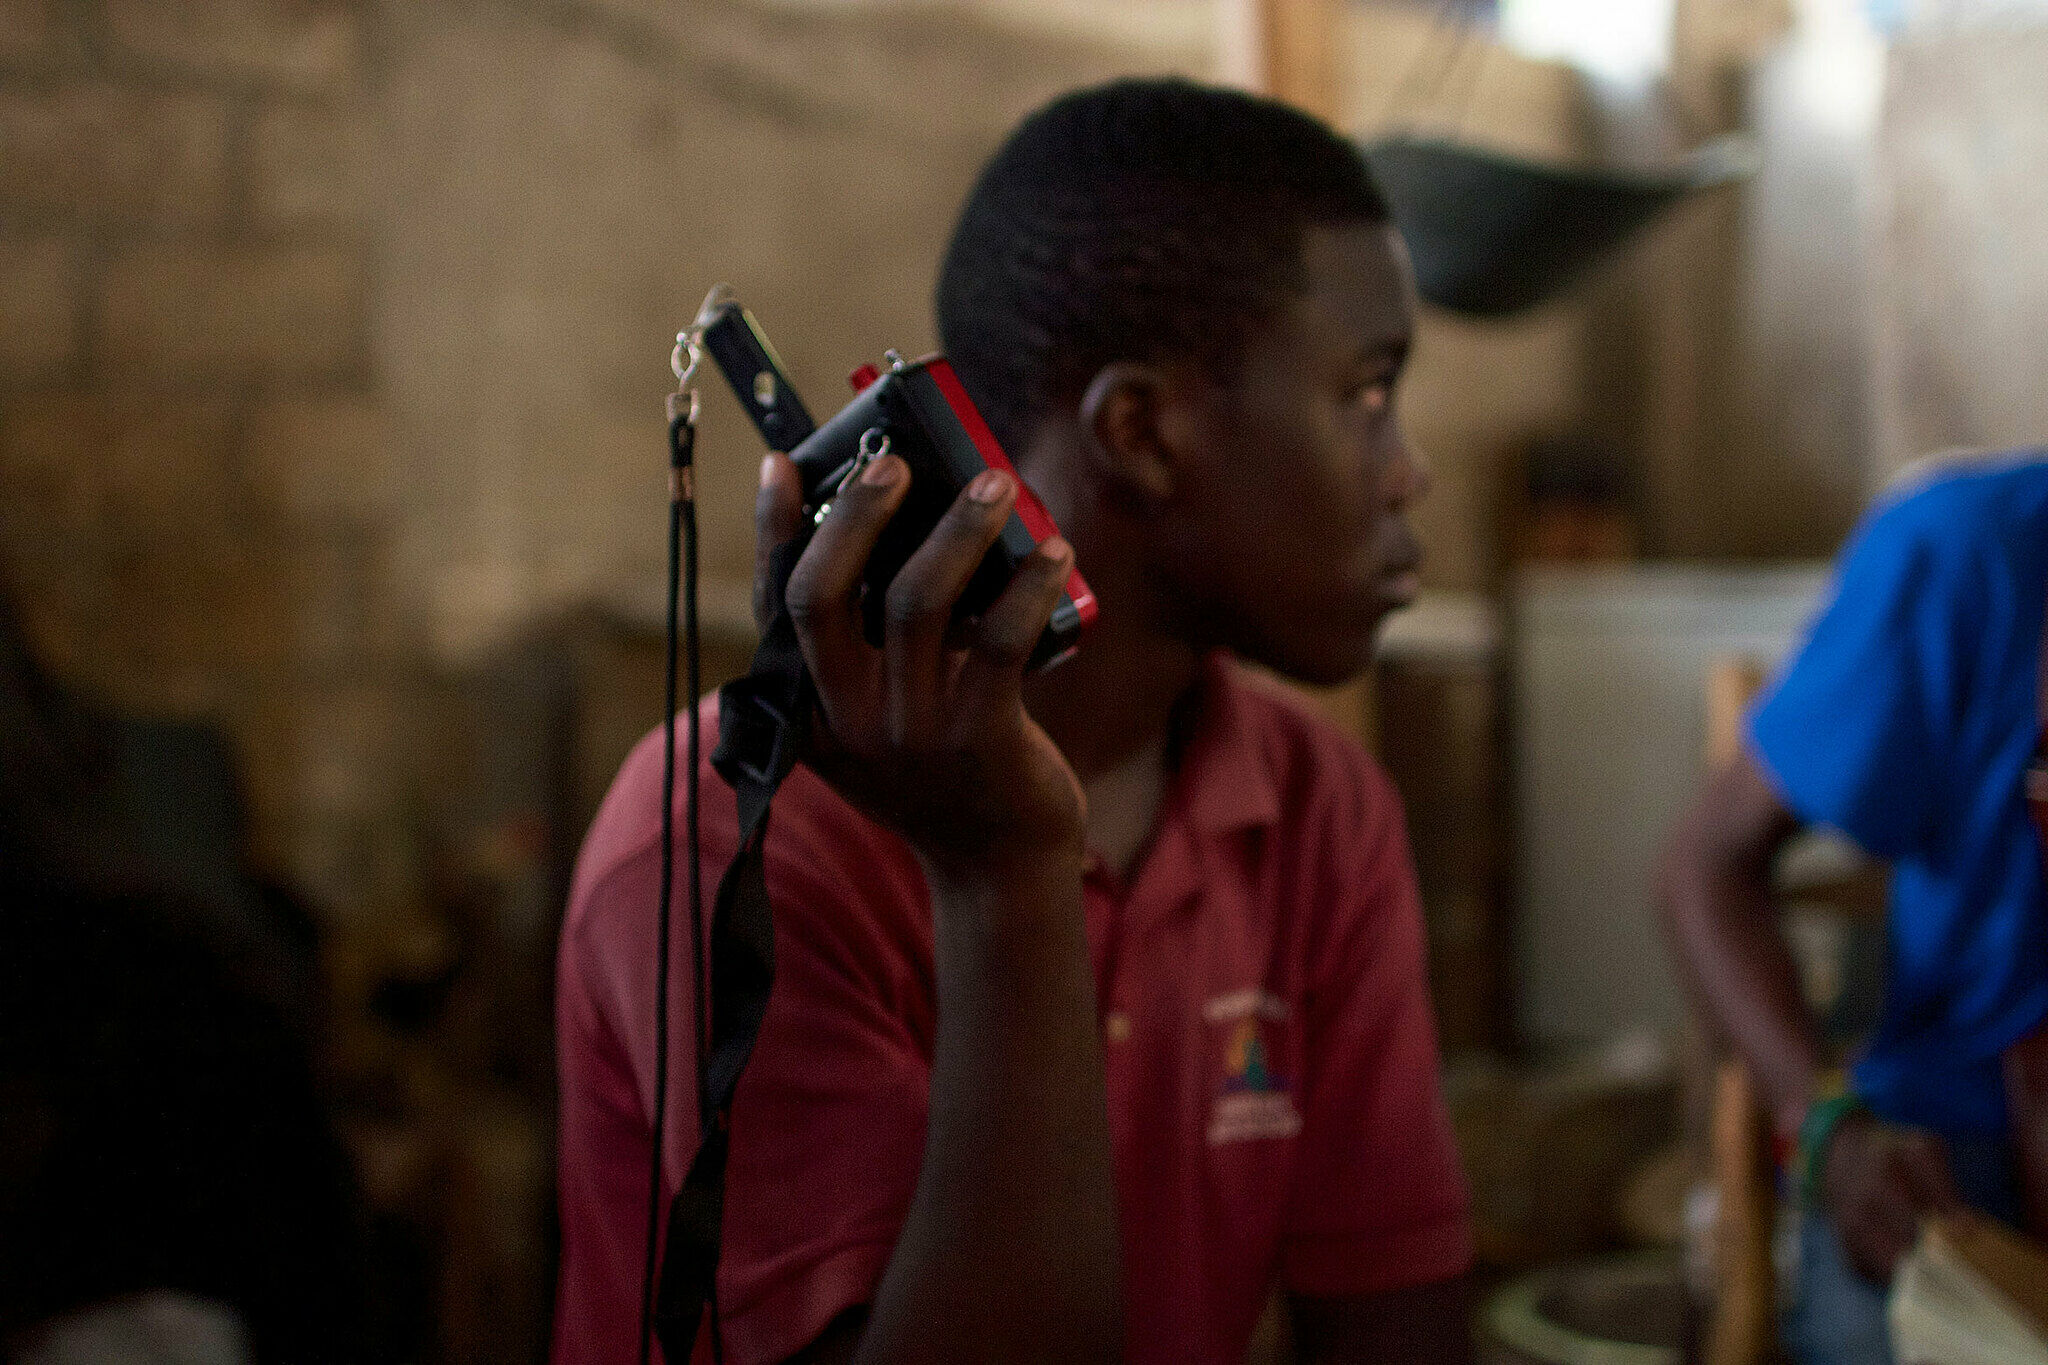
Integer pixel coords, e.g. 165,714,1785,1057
759,455,776,488
860,455,900,486
1038,536,1071,563
967,469,1012,504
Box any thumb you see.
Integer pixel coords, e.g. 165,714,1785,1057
754,452,805,631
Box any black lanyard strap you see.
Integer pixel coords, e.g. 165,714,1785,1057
655,531,815,1361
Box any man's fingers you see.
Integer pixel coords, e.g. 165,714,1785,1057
1862,1218,1915,1281
882,469,1017,712
753,453,805,631
956,536,1074,704
785,454,909,705
1896,1132,1962,1214
1868,1184,1922,1253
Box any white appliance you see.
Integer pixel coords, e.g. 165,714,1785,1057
1511,563,1833,1049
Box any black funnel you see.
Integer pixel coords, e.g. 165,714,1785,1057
1360,134,1755,318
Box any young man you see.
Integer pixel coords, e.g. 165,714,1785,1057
1661,453,2048,1365
556,79,1472,1364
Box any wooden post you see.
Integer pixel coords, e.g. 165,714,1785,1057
1703,654,1775,1365
1705,655,1766,769
1217,0,1340,123
1707,1059,1777,1365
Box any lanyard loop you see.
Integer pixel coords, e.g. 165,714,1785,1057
643,321,708,1365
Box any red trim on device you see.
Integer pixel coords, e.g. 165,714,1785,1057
926,359,1098,628
927,361,1043,529
1067,582,1098,628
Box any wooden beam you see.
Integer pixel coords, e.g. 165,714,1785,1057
1705,655,1766,768
1707,1060,1777,1365
1217,0,1340,123
1703,654,1778,1365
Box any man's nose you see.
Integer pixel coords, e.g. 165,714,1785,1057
1388,433,1432,508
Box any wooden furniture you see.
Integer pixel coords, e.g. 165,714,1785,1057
1699,656,1778,1365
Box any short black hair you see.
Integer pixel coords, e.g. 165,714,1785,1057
936,77,1390,454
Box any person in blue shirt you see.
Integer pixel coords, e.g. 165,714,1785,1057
1660,453,2048,1365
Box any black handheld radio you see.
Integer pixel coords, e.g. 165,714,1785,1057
696,292,1095,666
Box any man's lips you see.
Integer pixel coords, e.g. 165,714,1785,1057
1380,565,1423,604
1378,540,1424,602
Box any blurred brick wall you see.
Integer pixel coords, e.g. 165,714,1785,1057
0,0,1192,924
0,0,404,923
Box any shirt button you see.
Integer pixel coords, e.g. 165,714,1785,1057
1104,1012,1133,1043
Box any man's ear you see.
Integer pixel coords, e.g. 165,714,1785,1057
1079,362,1177,505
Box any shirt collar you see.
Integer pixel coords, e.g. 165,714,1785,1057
1172,653,1282,834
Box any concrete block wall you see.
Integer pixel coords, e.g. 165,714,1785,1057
0,0,404,926
0,0,1201,937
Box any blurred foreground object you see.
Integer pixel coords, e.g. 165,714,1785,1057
0,597,366,1361
1480,1252,1684,1365
1887,1215,2048,1365
1699,659,1777,1365
13,1292,249,1365
0,867,365,1362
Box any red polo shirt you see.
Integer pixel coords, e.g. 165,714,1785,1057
554,654,1471,1365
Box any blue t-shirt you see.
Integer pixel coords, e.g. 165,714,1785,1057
1750,453,2048,1138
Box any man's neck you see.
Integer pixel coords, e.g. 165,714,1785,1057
1013,432,1203,873
1024,595,1201,878
1025,606,1198,783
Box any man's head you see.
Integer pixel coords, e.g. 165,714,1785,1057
938,78,1428,685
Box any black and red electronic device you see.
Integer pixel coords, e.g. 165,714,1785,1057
697,295,1095,669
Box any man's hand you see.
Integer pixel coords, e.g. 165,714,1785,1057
758,450,1085,886
2005,1021,2048,1236
753,451,1121,1365
1818,1111,1961,1283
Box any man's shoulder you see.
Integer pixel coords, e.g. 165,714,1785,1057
564,697,912,949
1869,449,2048,549
1821,450,2048,624
565,700,722,936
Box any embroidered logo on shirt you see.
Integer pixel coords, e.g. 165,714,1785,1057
1205,990,1302,1145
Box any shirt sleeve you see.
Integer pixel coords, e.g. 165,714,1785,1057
1281,762,1473,1298
711,830,933,1365
552,752,932,1365
553,895,661,1365
1749,487,1982,859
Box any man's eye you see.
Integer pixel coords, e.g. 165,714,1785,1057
1356,379,1394,414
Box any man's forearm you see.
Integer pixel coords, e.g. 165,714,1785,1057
1660,772,1822,1139
2005,1024,2048,1235
1665,865,1822,1133
855,855,1122,1365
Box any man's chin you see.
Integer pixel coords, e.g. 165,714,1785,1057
1244,613,1391,689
